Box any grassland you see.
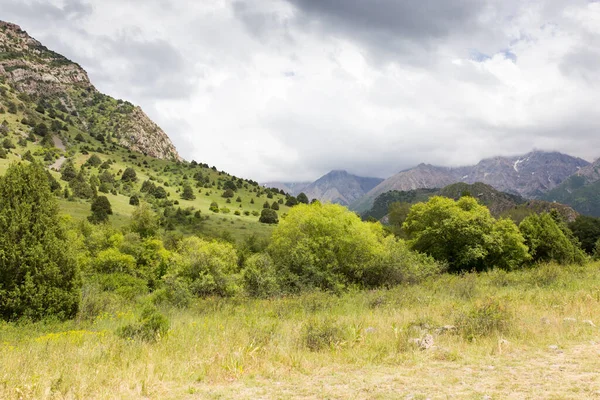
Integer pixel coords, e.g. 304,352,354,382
2,262,600,399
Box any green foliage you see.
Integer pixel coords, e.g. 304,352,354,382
271,201,279,210
297,192,309,204
2,137,15,149
121,167,137,182
300,317,345,351
285,196,298,207
519,213,586,264
456,298,512,339
88,195,113,224
166,237,240,297
181,184,196,200
222,189,234,198
569,215,600,254
259,208,279,224
403,196,530,272
69,170,94,199
209,202,219,213
117,306,170,342
129,203,159,238
60,160,77,182
84,154,102,167
242,253,279,298
0,163,80,321
129,195,140,206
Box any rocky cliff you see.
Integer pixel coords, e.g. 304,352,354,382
0,21,180,160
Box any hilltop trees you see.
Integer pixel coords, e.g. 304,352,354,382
403,196,530,272
0,163,80,321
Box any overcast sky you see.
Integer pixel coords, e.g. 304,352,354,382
2,0,600,182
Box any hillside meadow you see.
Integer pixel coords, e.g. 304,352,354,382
2,262,600,399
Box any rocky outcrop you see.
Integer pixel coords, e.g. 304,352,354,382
0,20,181,161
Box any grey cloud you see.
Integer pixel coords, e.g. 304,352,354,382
560,48,600,85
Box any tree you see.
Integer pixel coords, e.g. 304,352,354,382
129,195,140,206
181,184,196,200
403,196,530,272
222,189,234,198
271,201,279,210
388,201,411,236
121,167,137,182
223,180,237,191
60,160,77,182
520,212,586,264
88,195,113,224
152,186,167,199
259,208,279,224
297,192,309,204
85,154,102,167
130,203,159,238
33,123,48,137
2,138,15,149
285,196,298,207
569,215,600,254
0,163,80,320
263,201,271,209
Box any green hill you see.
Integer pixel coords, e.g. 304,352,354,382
0,21,290,242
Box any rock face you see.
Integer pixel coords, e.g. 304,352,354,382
352,151,589,212
0,21,181,161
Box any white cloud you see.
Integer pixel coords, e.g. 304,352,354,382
2,0,600,181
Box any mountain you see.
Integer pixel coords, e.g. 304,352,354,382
0,21,180,160
351,151,589,212
542,158,600,217
0,20,296,243
364,182,579,223
262,181,311,195
298,170,383,206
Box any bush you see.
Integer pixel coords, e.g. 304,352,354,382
117,306,170,342
300,317,345,351
520,212,586,264
259,208,278,224
242,253,279,297
404,196,530,272
456,298,512,339
121,167,137,182
166,237,240,297
129,195,140,206
88,195,112,224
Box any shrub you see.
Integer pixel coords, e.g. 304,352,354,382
88,195,112,224
404,196,530,272
121,167,137,182
242,253,279,297
117,306,170,342
91,248,137,275
165,237,240,297
209,201,219,213
129,195,140,206
520,212,586,264
456,298,512,339
259,208,278,224
300,317,345,351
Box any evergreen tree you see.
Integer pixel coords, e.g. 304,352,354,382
121,167,137,182
181,184,196,200
88,195,113,224
297,192,309,204
259,208,279,224
0,163,80,320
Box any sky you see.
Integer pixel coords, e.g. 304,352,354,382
2,0,600,182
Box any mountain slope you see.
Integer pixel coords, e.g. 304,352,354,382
542,158,600,217
0,21,180,160
299,170,383,206
351,151,589,212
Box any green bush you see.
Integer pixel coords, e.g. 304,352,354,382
242,253,279,297
300,317,345,351
91,248,137,275
456,298,512,339
117,306,170,342
166,237,240,297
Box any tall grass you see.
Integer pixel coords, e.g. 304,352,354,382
1,262,600,398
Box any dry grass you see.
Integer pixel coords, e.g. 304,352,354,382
2,262,600,399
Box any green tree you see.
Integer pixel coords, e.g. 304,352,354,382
181,184,196,200
129,195,140,206
271,201,280,210
85,154,102,167
259,208,279,224
2,138,15,149
285,196,298,207
403,196,530,272
297,192,309,204
121,167,137,182
388,201,411,237
569,215,600,254
88,195,113,224
130,203,159,238
263,200,271,209
0,163,80,320
222,189,234,198
223,180,237,191
33,123,48,137
519,212,586,264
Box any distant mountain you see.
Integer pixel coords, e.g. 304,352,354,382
299,170,383,206
264,170,383,206
351,151,589,212
543,158,600,217
364,182,579,223
262,181,311,195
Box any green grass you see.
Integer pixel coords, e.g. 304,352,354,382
2,262,600,398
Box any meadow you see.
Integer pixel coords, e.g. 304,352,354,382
2,262,600,399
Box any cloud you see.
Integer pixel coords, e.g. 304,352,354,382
3,0,600,183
